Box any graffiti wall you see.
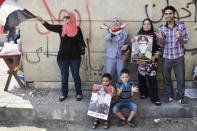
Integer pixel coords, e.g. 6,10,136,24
18,0,197,82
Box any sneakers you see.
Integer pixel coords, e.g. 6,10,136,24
59,96,67,102
165,97,175,103
169,97,174,102
177,99,187,105
117,119,126,127
76,94,83,101
127,120,137,128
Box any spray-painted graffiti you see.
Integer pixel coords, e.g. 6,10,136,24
27,0,197,73
145,0,197,53
187,0,197,22
29,0,104,73
25,47,42,64
145,0,196,23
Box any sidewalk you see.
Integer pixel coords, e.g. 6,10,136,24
0,118,196,131
0,59,197,130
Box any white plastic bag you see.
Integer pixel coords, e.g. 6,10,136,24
0,40,21,55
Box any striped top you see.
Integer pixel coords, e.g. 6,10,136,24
116,80,133,101
159,21,189,59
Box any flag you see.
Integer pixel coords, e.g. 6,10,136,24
0,0,35,33
100,23,128,35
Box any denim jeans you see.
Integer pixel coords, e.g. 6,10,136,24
57,59,82,96
162,56,185,100
112,100,137,113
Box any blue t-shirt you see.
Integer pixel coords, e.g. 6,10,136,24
116,80,133,101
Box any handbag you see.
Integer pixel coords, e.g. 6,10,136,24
79,42,86,55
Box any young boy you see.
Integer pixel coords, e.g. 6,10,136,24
91,73,116,129
113,69,138,128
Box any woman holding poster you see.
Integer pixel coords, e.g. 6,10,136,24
136,18,161,106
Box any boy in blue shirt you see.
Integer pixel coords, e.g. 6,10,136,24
113,69,138,128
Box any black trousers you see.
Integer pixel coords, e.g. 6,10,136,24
138,74,160,102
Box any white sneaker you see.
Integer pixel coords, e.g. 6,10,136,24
169,97,174,102
177,99,187,105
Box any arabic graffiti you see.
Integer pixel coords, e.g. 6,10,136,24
28,0,197,73
145,0,197,53
145,0,196,23
31,0,103,73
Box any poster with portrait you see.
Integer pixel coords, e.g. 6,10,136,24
87,84,113,120
131,35,153,64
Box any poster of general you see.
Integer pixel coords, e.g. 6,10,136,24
131,35,153,64
87,84,113,120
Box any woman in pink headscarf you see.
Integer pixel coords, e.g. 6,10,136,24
36,12,85,102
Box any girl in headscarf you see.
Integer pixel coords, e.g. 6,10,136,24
104,16,129,86
36,12,85,101
136,18,161,106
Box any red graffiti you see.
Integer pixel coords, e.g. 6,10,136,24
86,0,92,42
35,0,87,38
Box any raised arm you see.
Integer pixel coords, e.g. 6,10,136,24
36,16,62,33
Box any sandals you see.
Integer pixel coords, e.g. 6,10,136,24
91,120,110,129
127,120,137,128
103,121,110,129
92,120,99,129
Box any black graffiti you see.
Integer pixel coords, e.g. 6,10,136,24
145,4,164,23
145,0,194,23
39,37,104,72
187,0,197,22
44,36,57,57
25,47,42,64
86,38,104,71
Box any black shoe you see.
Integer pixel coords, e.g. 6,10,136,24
59,96,66,102
117,119,126,127
127,120,137,128
76,94,83,101
140,95,148,99
154,101,161,106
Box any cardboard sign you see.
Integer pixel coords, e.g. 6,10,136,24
87,84,113,120
131,35,153,64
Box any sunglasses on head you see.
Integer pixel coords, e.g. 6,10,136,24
63,16,70,19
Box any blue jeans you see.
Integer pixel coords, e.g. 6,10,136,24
57,59,82,96
112,100,137,113
162,56,185,100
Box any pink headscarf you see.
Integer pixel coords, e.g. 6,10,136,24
61,12,78,37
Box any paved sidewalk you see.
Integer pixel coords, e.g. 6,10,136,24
0,59,197,131
0,118,196,131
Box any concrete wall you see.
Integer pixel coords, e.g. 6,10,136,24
18,0,197,82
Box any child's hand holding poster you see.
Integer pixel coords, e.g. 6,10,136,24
87,84,113,120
